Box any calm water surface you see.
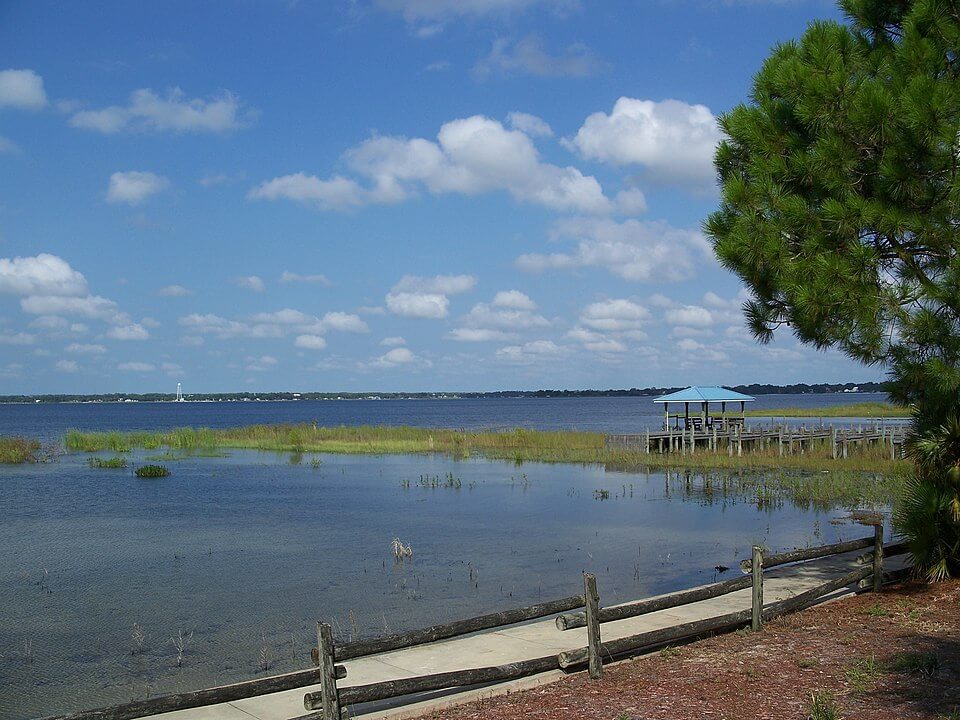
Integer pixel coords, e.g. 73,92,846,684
0,395,892,718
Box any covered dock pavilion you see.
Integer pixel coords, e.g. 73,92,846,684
653,385,755,431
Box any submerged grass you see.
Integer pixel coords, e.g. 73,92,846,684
88,456,127,469
745,401,908,418
0,436,41,464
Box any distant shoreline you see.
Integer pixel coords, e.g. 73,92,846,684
0,382,886,404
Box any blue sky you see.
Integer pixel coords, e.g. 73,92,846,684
0,0,880,394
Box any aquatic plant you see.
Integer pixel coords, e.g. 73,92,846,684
171,629,192,668
135,464,170,478
391,537,413,560
88,456,127,469
131,623,146,654
0,437,41,464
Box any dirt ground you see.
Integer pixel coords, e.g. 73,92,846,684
417,580,960,720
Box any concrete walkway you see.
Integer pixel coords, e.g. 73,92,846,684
152,549,904,720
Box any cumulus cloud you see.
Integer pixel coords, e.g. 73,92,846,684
369,346,427,368
280,271,332,286
321,311,369,333
20,294,129,325
393,274,476,295
106,323,150,340
235,275,266,293
179,307,366,341
66,343,106,355
106,171,169,204
386,291,448,319
474,35,606,79
245,355,278,372
118,361,156,372
495,339,566,364
461,301,550,330
506,112,553,138
665,305,713,327
250,115,614,214
0,332,35,345
70,88,249,134
579,298,649,331
568,97,721,190
159,284,192,297
516,217,711,282
295,334,328,350
381,336,406,346
0,254,88,297
492,290,536,310
0,69,47,109
56,359,78,373
447,328,514,342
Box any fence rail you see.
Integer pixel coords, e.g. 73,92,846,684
43,532,910,720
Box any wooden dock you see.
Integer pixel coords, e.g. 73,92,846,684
606,422,909,459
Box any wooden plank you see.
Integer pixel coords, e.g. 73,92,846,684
306,655,560,708
43,664,346,720
738,536,873,572
873,525,884,593
583,573,602,679
336,595,585,661
556,574,752,630
317,622,340,720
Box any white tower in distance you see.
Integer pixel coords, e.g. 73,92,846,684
175,383,184,402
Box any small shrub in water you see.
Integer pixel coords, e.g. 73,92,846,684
135,464,170,478
89,456,127,469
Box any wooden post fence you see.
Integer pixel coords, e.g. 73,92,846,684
751,546,763,632
583,573,602,679
873,524,884,593
317,622,341,720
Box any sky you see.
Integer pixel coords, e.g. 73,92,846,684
0,0,882,394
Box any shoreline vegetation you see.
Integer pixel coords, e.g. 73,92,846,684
0,436,41,463
745,401,909,418
62,423,906,475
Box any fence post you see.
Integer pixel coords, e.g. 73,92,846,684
645,428,650,454
690,426,695,456
751,546,763,632
317,622,341,720
873,524,884,593
583,572,603,679
832,426,838,460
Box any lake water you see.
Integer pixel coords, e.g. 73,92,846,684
0,392,893,442
0,394,894,718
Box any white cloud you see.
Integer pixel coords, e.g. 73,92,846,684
474,35,605,79
295,334,328,350
118,361,155,372
0,254,88,297
386,291,449,319
506,112,553,138
70,88,249,134
106,323,150,340
393,274,476,295
491,289,536,310
0,332,35,345
461,302,550,330
381,336,406,346
280,271,332,286
66,343,106,355
106,171,170,205
665,305,713,328
377,0,564,21
516,217,711,282
568,97,721,190
251,115,613,214
236,275,266,293
21,294,129,324
249,309,315,325
321,311,369,333
580,299,649,331
245,355,278,372
447,327,514,342
495,339,566,364
56,359,78,373
675,338,728,363
180,313,282,339
370,346,421,367
0,69,47,110
160,284,192,297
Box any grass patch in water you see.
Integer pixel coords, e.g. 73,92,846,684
0,436,41,463
88,456,127,469
745,401,908,418
134,464,170,478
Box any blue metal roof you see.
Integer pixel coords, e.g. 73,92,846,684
652,386,755,403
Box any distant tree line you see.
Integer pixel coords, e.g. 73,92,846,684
0,381,886,403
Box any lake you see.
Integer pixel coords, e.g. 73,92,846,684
0,394,892,718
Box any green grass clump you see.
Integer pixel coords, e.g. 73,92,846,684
808,691,841,720
0,436,41,463
888,651,940,676
746,402,908,418
135,464,170,478
845,655,882,693
88,456,127,469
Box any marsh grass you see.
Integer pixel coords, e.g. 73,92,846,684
745,401,908,418
0,436,41,464
62,424,905,475
135,464,170,478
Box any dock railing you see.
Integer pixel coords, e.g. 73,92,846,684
45,532,910,720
